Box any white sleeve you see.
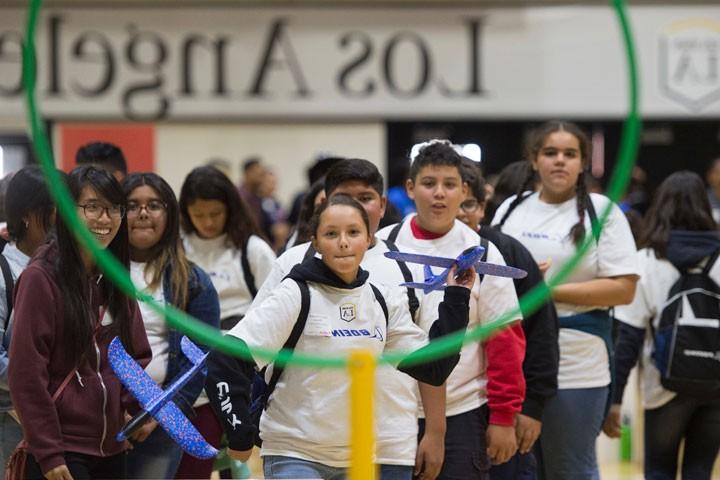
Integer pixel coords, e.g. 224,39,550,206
594,196,639,278
247,235,277,288
228,278,302,368
382,285,428,363
248,243,312,314
614,251,653,330
476,242,522,324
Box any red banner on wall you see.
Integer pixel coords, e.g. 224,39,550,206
58,123,155,174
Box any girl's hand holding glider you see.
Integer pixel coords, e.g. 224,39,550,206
446,264,476,290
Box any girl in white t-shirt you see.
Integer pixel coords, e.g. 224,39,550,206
122,173,221,479
178,165,276,478
609,171,720,479
206,194,474,479
492,121,639,480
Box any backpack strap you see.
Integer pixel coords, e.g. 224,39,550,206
382,239,420,322
369,283,389,326
241,236,258,298
586,194,601,245
702,248,720,275
387,221,403,244
476,236,489,284
264,278,311,405
0,254,13,330
303,244,317,261
496,192,532,230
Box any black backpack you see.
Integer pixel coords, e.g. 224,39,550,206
0,252,13,331
249,277,389,446
652,249,720,397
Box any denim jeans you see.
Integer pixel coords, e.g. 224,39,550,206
0,412,23,469
418,405,490,480
538,387,607,480
644,394,720,480
125,424,183,479
263,456,414,480
489,451,537,480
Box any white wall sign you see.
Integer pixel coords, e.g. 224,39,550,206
0,5,719,120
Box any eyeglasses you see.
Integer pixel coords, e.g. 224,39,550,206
127,200,167,216
459,199,480,212
78,203,126,220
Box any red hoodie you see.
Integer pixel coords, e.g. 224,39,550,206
8,243,151,474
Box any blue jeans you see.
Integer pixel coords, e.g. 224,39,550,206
538,387,607,480
489,451,537,480
125,425,183,479
644,394,720,480
263,456,413,480
418,406,490,480
0,412,23,469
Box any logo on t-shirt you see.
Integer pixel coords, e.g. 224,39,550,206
340,303,357,322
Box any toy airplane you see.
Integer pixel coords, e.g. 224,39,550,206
108,336,218,459
384,245,527,293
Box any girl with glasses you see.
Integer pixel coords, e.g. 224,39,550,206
9,166,151,480
122,173,221,479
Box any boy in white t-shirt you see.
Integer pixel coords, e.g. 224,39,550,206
377,140,526,478
249,158,447,479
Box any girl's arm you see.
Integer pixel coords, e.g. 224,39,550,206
397,267,474,386
551,274,638,306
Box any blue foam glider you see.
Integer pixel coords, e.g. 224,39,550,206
108,336,219,459
384,245,527,294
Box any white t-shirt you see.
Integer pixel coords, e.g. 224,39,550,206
229,276,428,467
377,217,522,417
492,192,638,389
130,261,168,385
183,233,275,321
249,240,426,466
612,248,706,409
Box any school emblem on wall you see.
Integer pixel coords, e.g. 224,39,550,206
659,19,720,112
339,304,357,323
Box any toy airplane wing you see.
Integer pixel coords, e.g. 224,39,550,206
384,251,455,268
475,261,528,279
154,397,218,459
108,336,163,407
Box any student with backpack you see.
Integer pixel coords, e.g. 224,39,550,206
206,194,474,479
0,166,59,468
457,159,560,479
377,141,526,479
178,165,276,478
606,171,720,480
492,121,639,479
122,173,221,479
252,158,445,480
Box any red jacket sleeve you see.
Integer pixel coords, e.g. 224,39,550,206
484,323,526,425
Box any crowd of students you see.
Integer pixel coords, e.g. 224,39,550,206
0,120,717,480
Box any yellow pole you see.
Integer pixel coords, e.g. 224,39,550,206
348,349,377,480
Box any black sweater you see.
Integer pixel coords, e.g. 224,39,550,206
478,226,560,420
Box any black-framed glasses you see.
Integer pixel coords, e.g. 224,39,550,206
127,200,167,216
78,203,126,220
460,199,480,212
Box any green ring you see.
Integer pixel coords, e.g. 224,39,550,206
22,0,640,369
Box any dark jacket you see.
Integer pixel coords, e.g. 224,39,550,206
162,263,220,415
8,243,152,474
479,226,560,420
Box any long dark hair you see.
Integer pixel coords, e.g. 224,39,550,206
179,166,261,250
5,165,57,243
498,121,592,246
123,173,192,310
56,166,132,365
640,171,716,259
